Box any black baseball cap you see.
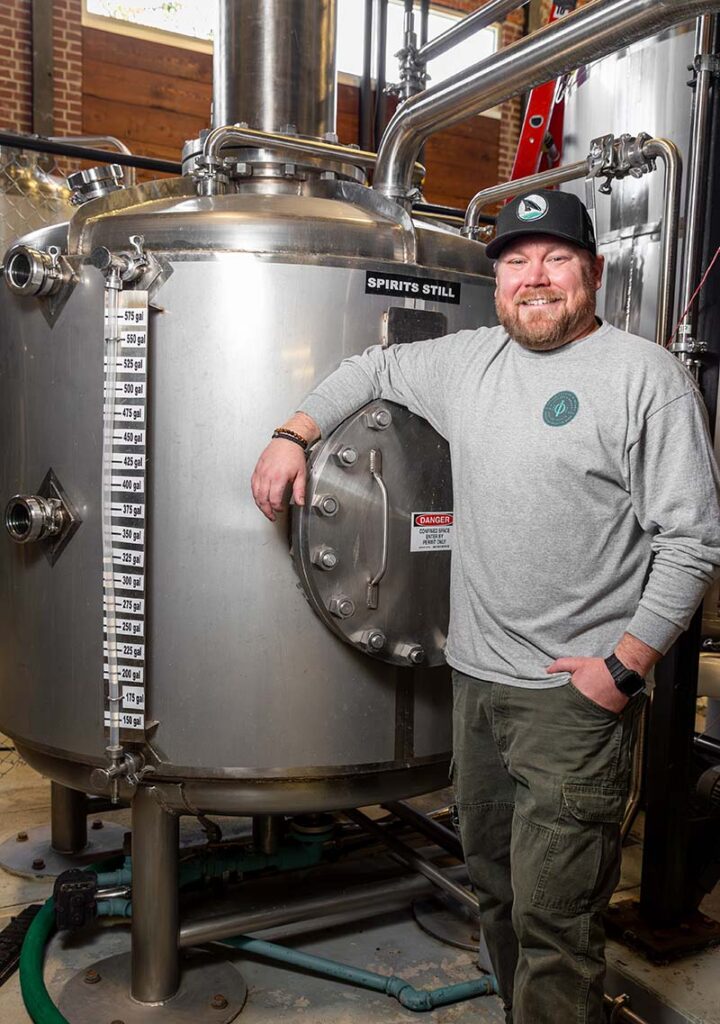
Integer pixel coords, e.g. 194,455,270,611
485,189,597,259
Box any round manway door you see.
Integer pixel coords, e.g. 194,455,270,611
292,400,453,667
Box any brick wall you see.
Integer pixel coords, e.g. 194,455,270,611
53,0,83,137
0,0,32,132
497,9,526,182
0,0,82,136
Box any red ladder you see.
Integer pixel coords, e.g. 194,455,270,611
510,1,579,181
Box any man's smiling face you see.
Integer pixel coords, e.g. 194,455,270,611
494,235,604,351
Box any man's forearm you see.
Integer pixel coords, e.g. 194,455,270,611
615,632,662,676
278,411,322,444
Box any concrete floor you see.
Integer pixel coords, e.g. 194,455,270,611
0,756,718,1024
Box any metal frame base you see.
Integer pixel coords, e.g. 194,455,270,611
0,822,126,878
606,898,720,962
58,952,247,1023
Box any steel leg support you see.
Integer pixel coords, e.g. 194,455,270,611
50,782,88,855
131,786,180,1003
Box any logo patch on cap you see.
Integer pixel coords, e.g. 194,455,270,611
517,194,549,222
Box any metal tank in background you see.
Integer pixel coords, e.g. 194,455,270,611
561,23,698,343
0,147,71,252
561,11,720,935
561,13,720,720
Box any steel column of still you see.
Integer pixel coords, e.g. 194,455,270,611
130,787,180,1003
676,15,718,364
372,0,720,201
213,0,337,137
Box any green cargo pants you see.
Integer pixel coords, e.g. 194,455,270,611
451,669,643,1024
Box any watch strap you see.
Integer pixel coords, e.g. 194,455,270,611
604,653,645,697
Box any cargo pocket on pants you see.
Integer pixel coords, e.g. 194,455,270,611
531,781,625,914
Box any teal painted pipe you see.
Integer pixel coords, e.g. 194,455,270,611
220,934,498,1011
95,837,327,893
97,898,132,918
96,857,132,888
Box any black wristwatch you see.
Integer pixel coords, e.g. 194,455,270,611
604,653,645,698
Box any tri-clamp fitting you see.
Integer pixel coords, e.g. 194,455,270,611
588,132,655,194
5,495,65,544
3,244,69,297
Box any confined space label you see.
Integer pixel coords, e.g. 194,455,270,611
365,271,461,304
410,511,454,552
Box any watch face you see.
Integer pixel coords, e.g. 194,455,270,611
616,673,645,697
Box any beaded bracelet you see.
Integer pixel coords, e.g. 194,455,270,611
272,428,309,451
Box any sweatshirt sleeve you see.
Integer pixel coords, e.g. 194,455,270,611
625,390,720,653
299,330,475,440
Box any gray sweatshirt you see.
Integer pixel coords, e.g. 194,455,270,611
300,322,720,687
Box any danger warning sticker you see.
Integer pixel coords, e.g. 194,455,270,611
411,512,454,552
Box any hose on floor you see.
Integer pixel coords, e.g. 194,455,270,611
19,897,69,1024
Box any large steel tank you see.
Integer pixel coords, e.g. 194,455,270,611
562,22,697,340
0,0,497,815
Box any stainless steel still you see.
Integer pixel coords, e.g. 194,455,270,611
0,176,496,816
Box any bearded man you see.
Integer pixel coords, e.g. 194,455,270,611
251,190,720,1024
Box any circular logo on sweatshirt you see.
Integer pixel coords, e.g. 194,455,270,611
517,194,549,222
543,391,579,427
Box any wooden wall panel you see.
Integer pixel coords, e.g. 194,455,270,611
82,26,501,206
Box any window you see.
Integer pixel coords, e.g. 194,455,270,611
84,1,499,84
338,0,498,84
85,1,214,43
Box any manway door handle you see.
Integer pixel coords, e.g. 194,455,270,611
367,448,389,609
